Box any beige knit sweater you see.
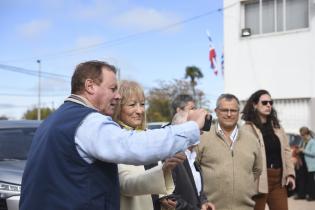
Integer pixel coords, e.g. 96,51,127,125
196,123,262,210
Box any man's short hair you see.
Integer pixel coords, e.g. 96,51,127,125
171,94,194,116
216,93,240,108
71,60,116,94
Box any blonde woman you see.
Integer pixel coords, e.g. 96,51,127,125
113,80,185,210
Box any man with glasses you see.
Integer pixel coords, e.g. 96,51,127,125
196,93,262,210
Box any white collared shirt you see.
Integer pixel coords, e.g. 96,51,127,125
217,123,239,147
185,149,202,196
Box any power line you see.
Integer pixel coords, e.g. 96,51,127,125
0,64,70,82
0,93,67,97
0,104,30,108
0,4,234,63
0,85,68,93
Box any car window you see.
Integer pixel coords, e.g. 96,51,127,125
147,122,168,130
286,133,302,147
148,124,163,130
0,128,36,160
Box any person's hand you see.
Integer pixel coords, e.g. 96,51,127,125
201,202,216,210
286,176,296,190
160,198,176,209
162,152,186,173
187,109,208,130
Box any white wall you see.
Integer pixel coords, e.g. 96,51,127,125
224,0,315,132
224,0,315,100
275,98,310,133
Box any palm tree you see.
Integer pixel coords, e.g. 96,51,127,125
184,66,203,99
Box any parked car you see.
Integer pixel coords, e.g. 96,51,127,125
147,122,168,130
0,120,41,210
286,133,302,147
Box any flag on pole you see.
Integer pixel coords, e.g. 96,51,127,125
206,30,218,76
221,51,224,76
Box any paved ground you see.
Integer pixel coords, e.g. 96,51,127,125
265,197,315,210
288,197,315,210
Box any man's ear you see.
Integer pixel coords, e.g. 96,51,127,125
85,79,95,94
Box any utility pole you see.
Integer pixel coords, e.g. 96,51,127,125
37,60,41,120
117,67,120,81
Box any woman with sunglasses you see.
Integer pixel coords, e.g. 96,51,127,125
241,89,295,210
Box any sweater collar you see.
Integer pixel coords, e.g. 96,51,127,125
216,122,239,142
118,120,143,131
64,94,98,111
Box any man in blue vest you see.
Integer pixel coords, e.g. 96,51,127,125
20,60,207,210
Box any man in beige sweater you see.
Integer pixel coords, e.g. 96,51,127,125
196,93,262,210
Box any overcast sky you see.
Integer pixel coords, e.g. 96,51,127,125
0,0,223,119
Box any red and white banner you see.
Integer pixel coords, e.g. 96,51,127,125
206,30,218,76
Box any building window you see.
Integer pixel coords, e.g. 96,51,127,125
243,0,309,35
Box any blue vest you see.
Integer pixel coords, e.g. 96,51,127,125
20,102,119,210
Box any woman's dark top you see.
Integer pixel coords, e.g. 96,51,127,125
261,123,283,169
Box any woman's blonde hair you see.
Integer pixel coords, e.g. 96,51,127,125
113,80,146,130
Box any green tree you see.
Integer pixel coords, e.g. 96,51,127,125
146,96,170,122
146,79,208,122
184,66,203,99
23,107,55,120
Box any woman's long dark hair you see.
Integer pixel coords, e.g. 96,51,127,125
241,89,280,129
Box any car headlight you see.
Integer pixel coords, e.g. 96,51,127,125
0,182,21,193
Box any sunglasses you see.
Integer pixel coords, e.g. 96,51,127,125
261,100,273,106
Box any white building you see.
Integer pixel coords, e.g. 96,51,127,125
224,0,315,133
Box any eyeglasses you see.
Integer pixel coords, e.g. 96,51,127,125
260,100,273,106
217,108,239,115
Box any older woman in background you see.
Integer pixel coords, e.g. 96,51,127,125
298,126,315,201
241,89,295,210
113,80,185,210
